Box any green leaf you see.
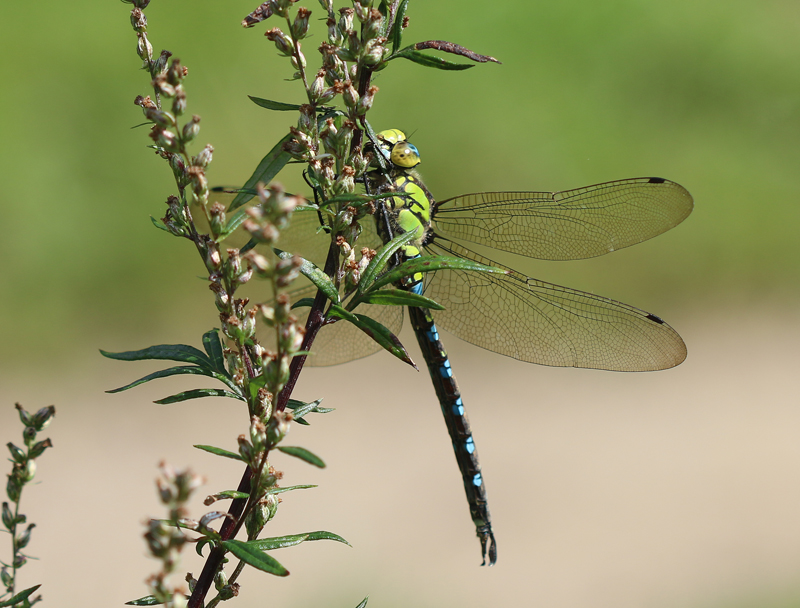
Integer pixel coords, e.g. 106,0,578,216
0,585,41,607
220,206,250,239
356,228,419,294
221,539,289,576
149,215,170,233
194,444,244,462
155,388,244,405
388,48,473,70
265,484,317,495
327,305,416,368
229,133,294,211
389,0,409,53
246,533,309,550
371,255,505,292
287,398,333,422
244,530,350,550
276,446,326,468
202,329,226,372
275,249,339,304
100,344,213,369
351,289,445,310
290,297,315,310
208,490,251,501
124,595,160,606
354,598,369,608
105,365,223,394
248,96,303,112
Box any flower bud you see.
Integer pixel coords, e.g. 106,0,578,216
342,80,359,109
193,144,214,168
6,476,20,503
16,523,34,550
363,8,383,41
338,7,354,33
291,7,311,39
33,406,55,430
352,1,369,22
2,502,14,529
7,443,25,464
167,58,187,85
361,38,386,66
144,107,177,129
172,86,187,116
182,115,201,142
14,404,31,427
130,8,147,32
152,50,173,76
357,85,378,115
23,460,36,482
265,27,294,57
28,438,52,459
137,35,153,61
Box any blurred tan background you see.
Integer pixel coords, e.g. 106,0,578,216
1,0,799,607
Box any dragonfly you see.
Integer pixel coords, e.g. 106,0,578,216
226,128,693,566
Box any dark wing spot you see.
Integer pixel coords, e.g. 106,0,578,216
645,313,665,324
648,177,666,184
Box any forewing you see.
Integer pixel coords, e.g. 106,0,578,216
433,178,693,261
423,238,686,371
279,211,404,367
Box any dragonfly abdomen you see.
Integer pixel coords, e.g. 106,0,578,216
408,305,497,566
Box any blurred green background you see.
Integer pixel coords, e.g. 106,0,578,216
1,1,799,607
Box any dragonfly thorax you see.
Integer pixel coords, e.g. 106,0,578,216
369,169,435,258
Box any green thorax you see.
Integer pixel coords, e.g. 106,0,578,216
368,130,435,258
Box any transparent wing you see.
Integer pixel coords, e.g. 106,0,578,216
272,208,404,367
423,238,686,371
433,178,693,261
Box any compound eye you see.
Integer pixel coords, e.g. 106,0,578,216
376,128,407,145
390,142,421,168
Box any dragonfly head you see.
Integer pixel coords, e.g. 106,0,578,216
375,128,422,169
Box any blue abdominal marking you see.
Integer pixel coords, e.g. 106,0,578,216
452,398,464,416
472,473,483,487
439,359,453,378
465,437,476,454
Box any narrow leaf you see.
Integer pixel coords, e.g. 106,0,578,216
351,289,445,310
412,40,501,63
149,215,170,233
371,255,504,291
220,205,250,238
356,228,419,293
265,484,317,495
105,365,217,394
221,539,289,576
245,530,350,550
229,133,294,211
124,595,160,606
327,305,416,368
388,48,473,71
291,297,315,310
275,249,339,304
207,490,250,501
240,534,309,551
390,0,410,53
248,96,303,112
0,585,41,607
354,597,369,608
277,446,326,468
202,329,226,372
287,398,333,421
155,388,244,404
194,444,244,462
100,344,213,369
